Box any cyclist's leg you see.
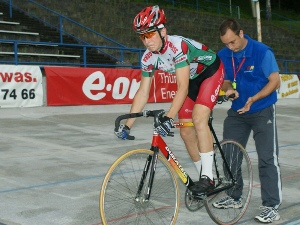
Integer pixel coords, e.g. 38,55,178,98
192,104,214,179
178,97,201,174
179,99,207,211
179,96,215,183
189,64,225,193
194,61,225,161
178,60,223,179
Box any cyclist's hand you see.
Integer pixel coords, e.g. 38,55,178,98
114,124,134,140
156,116,174,137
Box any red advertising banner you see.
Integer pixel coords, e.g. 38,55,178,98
44,67,177,106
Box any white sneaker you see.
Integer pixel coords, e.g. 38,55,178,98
212,196,243,209
254,206,280,223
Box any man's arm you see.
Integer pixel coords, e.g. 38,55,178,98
252,72,280,102
237,71,280,114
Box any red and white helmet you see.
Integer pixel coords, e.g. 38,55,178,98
133,5,167,34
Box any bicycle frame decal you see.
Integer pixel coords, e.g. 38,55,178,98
173,122,194,128
152,134,190,186
165,146,188,183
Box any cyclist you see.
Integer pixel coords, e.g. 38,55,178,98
114,5,224,194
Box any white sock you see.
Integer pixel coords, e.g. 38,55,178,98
199,151,214,180
193,160,202,175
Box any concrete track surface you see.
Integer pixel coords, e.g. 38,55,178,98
0,99,299,225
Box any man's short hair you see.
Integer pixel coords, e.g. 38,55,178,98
219,18,241,36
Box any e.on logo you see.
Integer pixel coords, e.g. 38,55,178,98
82,71,140,101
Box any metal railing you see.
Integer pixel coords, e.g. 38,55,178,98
0,0,145,65
277,59,300,75
0,39,144,68
1,38,299,73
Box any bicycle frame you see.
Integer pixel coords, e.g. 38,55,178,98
103,97,251,225
138,130,194,201
129,110,236,201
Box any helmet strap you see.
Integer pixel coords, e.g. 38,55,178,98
157,29,165,52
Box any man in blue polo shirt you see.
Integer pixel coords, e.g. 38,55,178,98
214,18,282,223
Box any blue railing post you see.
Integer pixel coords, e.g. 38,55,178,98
120,50,124,63
83,46,87,67
9,0,12,18
284,61,287,73
13,41,18,65
59,16,63,43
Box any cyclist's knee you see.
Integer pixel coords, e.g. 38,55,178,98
192,115,209,130
180,127,194,140
192,106,211,126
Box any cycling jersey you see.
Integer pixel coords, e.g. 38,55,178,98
140,35,224,118
141,35,218,79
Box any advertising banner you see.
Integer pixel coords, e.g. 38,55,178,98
277,74,299,99
0,65,43,108
45,67,177,106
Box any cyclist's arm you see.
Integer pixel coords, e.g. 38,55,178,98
125,76,152,128
166,65,189,119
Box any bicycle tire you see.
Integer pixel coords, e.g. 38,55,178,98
99,149,180,225
205,140,253,225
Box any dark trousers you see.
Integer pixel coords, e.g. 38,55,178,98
223,104,282,209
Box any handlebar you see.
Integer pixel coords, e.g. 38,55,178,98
114,109,166,131
216,93,235,104
114,109,172,138
115,94,235,139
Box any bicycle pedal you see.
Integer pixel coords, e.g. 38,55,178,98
192,193,207,200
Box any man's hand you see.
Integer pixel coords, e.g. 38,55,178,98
114,124,134,140
237,97,254,114
226,89,239,100
155,116,174,137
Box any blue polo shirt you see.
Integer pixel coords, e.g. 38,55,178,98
218,35,279,114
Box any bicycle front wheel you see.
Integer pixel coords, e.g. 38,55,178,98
99,149,180,225
205,140,253,225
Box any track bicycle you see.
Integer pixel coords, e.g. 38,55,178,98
99,96,253,225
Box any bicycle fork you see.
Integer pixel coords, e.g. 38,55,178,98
135,147,159,202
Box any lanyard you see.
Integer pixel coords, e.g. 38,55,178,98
231,56,246,81
231,53,246,89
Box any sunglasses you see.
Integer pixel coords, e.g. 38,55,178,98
139,31,156,40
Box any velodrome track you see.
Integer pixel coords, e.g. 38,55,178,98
0,99,299,225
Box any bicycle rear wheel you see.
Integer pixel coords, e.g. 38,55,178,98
99,149,180,225
205,140,253,225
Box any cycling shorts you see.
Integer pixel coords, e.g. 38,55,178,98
178,61,224,119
